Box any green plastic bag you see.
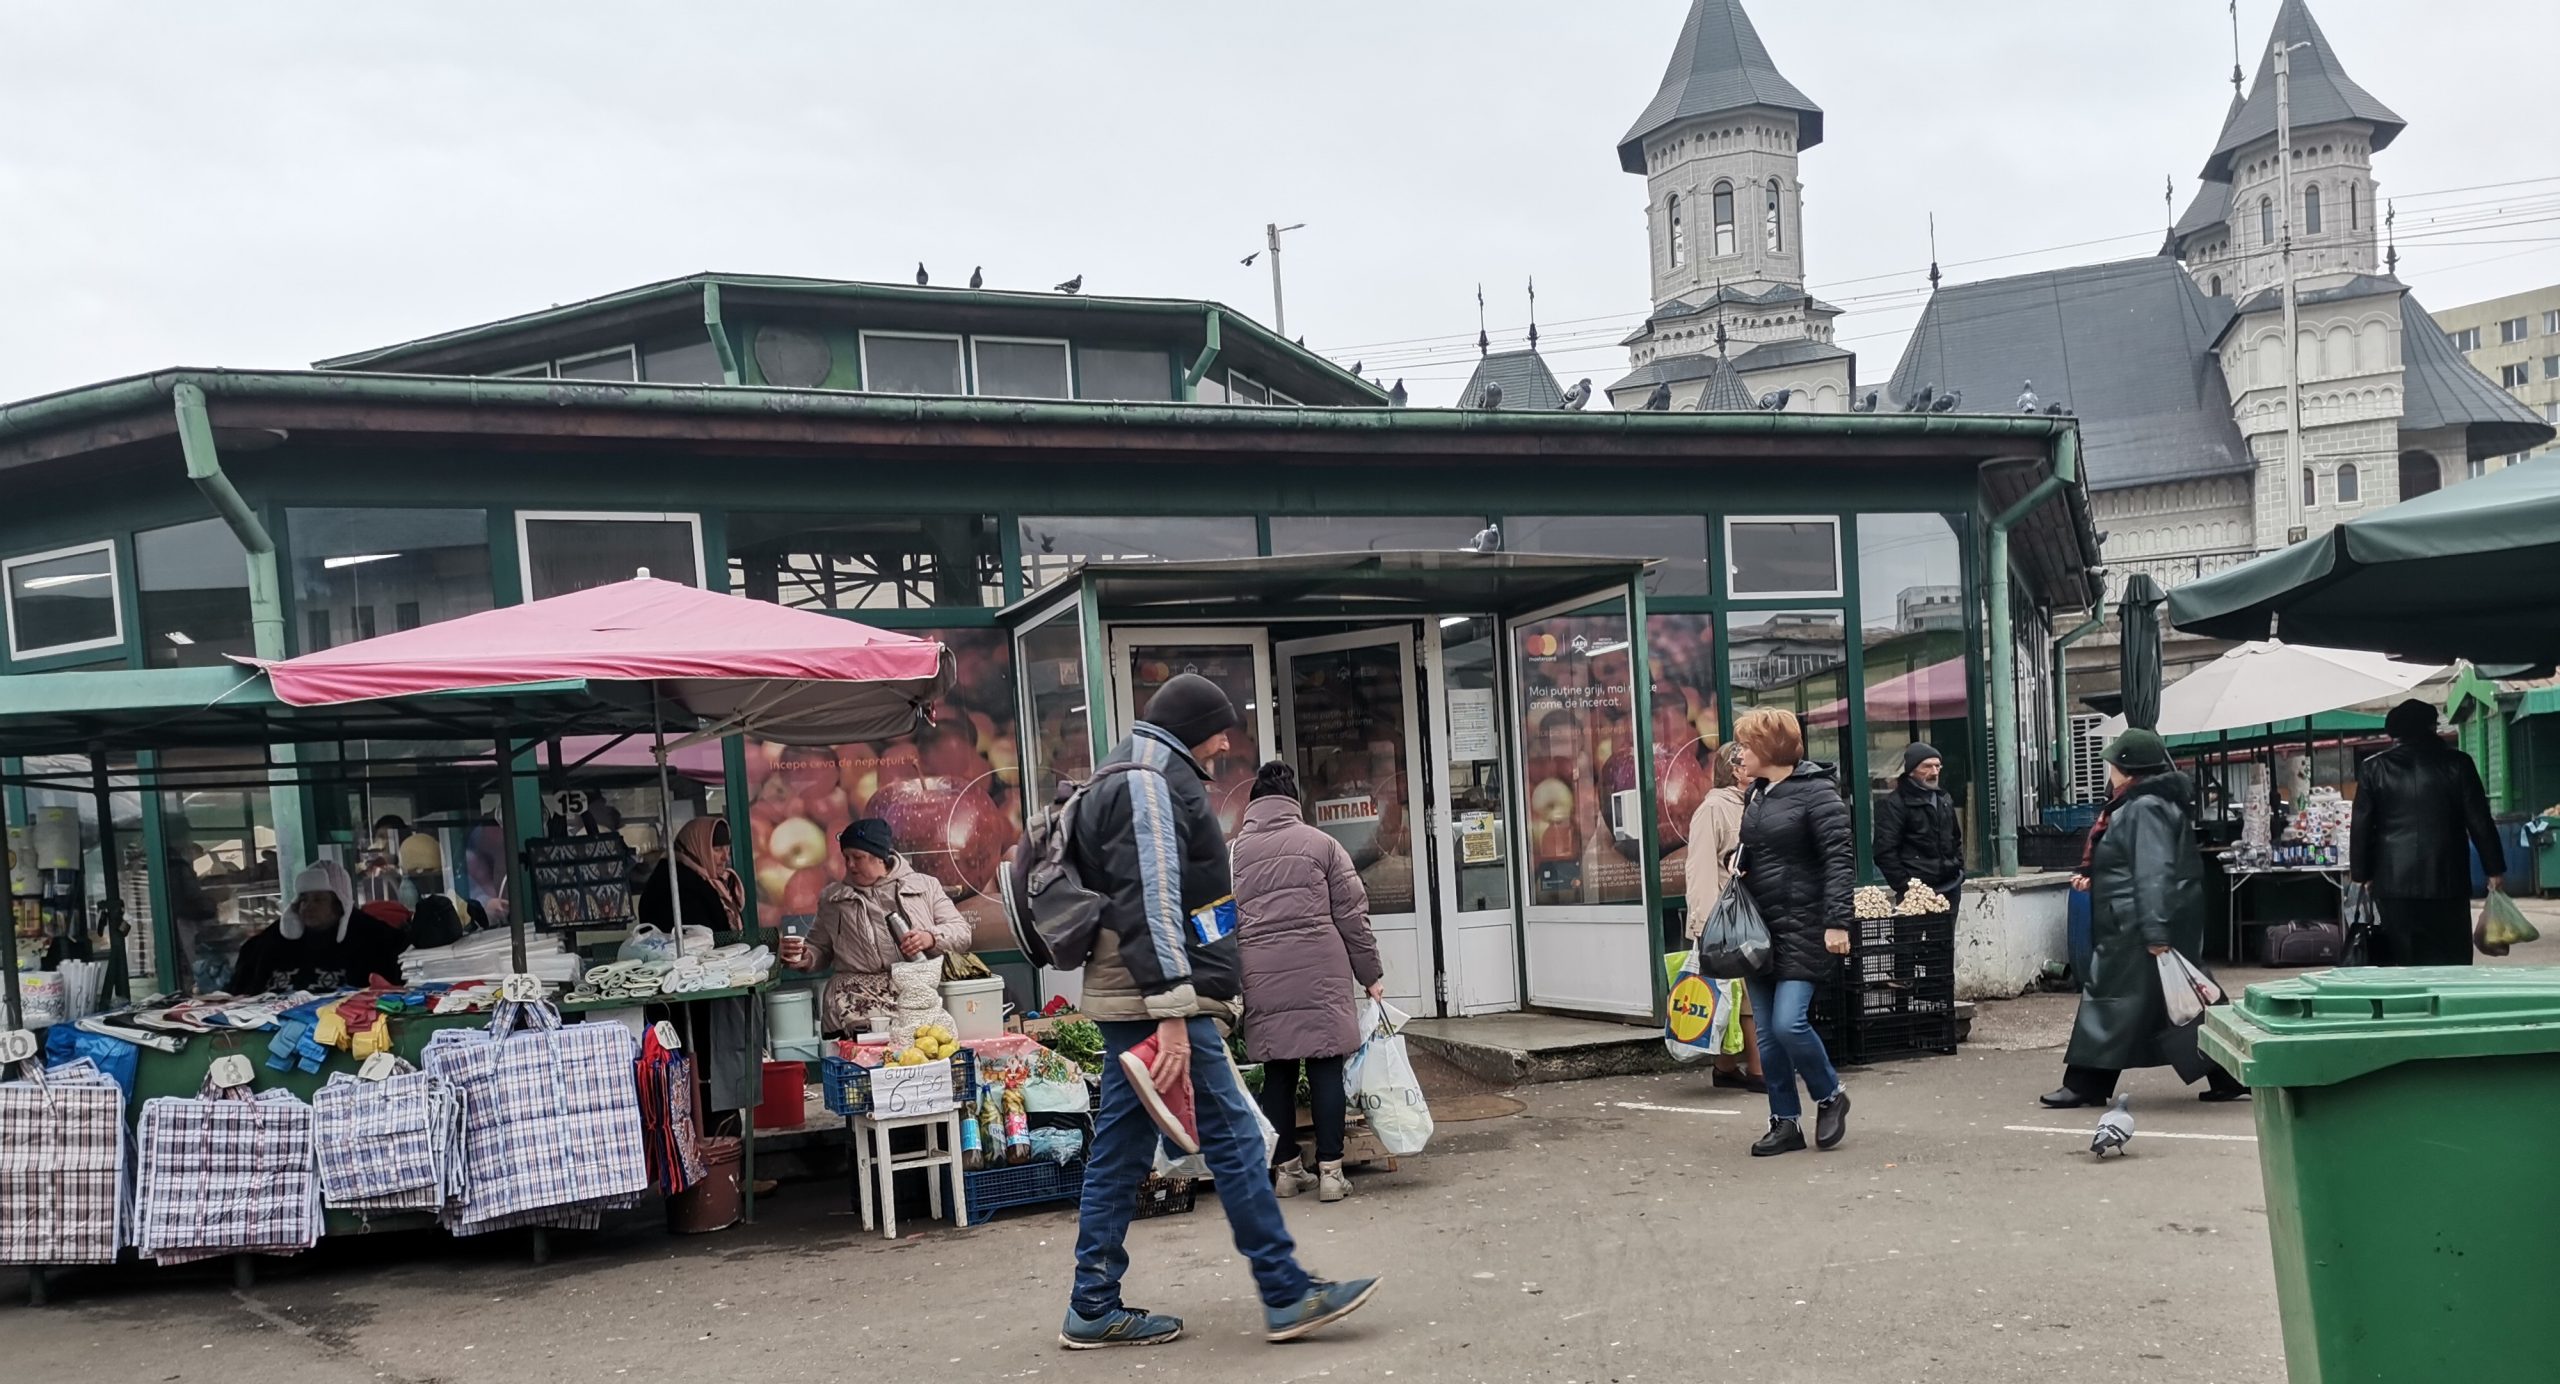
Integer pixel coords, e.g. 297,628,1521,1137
2476,889,2541,954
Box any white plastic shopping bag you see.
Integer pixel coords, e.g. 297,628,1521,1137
2156,949,2223,1027
1346,1000,1434,1157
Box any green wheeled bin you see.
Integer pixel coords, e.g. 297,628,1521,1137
2201,967,2560,1383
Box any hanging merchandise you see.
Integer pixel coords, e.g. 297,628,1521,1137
134,1081,322,1265
423,999,649,1236
636,1024,707,1196
310,1064,465,1216
0,1057,127,1266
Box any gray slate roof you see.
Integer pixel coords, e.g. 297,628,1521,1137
2225,273,2403,321
1460,349,1567,410
2204,0,2402,179
1617,0,1822,173
1888,256,2249,492
2400,295,2557,460
1608,350,1751,404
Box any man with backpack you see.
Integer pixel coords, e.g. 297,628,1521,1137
1024,672,1380,1349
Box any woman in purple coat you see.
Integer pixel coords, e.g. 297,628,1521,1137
1232,762,1387,1203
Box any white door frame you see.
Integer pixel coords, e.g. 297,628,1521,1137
1424,617,1523,1015
1273,625,1438,1017
1104,625,1276,758
1506,587,1655,1018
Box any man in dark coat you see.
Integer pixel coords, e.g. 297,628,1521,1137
1871,742,1964,908
2350,699,2503,966
2045,729,2244,1108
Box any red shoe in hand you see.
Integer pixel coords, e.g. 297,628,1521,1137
1118,1034,1199,1155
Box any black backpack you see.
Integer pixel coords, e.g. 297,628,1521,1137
1000,762,1159,971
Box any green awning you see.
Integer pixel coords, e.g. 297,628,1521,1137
2518,686,2560,720
2163,710,2386,751
2167,455,2560,663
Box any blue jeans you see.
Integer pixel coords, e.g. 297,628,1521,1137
1744,975,1842,1121
1073,1017,1311,1316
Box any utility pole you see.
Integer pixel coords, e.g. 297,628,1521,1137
2274,39,2311,546
1265,222,1306,337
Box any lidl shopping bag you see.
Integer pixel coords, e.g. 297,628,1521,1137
1660,950,1739,1063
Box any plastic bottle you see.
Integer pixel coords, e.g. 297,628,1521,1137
1003,1083,1032,1166
959,1084,986,1171
978,1087,1005,1165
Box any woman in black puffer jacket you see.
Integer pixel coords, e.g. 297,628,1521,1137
1732,707,1853,1158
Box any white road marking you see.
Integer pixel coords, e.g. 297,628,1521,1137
2004,1124,2258,1143
1613,1101,1745,1116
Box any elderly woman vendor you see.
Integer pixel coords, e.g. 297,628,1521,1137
779,818,973,1037
229,859,408,994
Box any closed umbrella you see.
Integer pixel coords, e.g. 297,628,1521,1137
2118,574,2166,734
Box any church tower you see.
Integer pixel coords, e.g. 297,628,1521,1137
1609,0,1854,413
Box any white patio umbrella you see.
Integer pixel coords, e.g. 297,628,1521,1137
2097,641,2442,738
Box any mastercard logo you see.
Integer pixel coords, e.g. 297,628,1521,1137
1525,633,1562,657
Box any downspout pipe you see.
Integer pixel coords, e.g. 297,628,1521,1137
1985,426,2081,876
702,282,741,386
173,382,284,660
1183,309,1223,396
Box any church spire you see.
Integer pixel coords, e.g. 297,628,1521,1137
1616,0,1822,173
2201,0,2403,180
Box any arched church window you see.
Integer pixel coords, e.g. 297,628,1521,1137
2261,197,2274,245
2304,183,2322,235
2302,468,2317,509
2210,275,2222,297
1668,194,1685,268
1712,182,1736,257
2349,183,2358,230
2337,462,2359,503
1766,179,1783,252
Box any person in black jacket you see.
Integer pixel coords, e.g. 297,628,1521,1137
1871,741,1964,908
2351,699,2504,966
228,860,407,994
1731,707,1853,1158
1059,673,1377,1351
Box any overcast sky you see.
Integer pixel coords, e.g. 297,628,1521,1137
4,1,2553,408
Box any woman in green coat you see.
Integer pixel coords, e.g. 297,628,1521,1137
2042,729,2246,1108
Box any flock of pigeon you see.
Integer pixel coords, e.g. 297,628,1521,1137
913,263,1081,295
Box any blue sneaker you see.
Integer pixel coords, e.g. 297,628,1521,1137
1264,1277,1382,1342
1059,1306,1184,1350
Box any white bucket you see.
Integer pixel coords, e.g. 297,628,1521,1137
940,976,1006,1041
765,986,818,1044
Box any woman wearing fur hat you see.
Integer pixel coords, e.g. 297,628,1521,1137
228,858,408,994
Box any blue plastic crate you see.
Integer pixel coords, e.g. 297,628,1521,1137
963,1156,1084,1225
821,1049,976,1117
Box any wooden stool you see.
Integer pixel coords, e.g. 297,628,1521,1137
848,1108,968,1239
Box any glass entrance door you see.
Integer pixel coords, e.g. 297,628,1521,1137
1430,617,1519,1014
1274,627,1436,1017
1107,627,1273,837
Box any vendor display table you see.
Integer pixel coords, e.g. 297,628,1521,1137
2216,860,2348,961
849,1109,969,1239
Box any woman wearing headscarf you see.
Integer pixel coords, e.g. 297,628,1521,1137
640,817,746,936
228,859,408,994
1731,707,1854,1156
2045,729,2246,1108
781,818,973,1038
1682,740,1763,1093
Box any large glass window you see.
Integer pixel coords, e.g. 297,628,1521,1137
730,513,1000,610
1439,616,1513,914
1018,610,1092,811
5,541,121,659
19,754,148,983
973,338,1072,398
159,749,280,994
556,347,637,381
1726,517,1841,598
742,627,1020,953
1268,516,1485,555
1018,515,1258,591
136,518,252,668
518,513,701,600
1076,346,1174,401
1646,613,1719,900
860,333,965,395
1505,515,1709,596
642,336,726,384
1515,604,1643,907
288,508,492,650
1856,514,1970,843
1726,608,1847,770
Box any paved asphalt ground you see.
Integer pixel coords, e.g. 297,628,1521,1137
5,976,2326,1384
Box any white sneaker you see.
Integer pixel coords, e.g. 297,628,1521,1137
1318,1161,1351,1203
1273,1159,1317,1199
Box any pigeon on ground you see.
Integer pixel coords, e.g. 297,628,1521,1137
969,266,983,289
1055,274,1083,294
1903,384,1935,413
916,262,929,287
1477,380,1504,410
1851,390,1879,413
1559,378,1592,410
1929,389,1963,413
1388,378,1408,407
1642,381,1674,411
2091,1094,2134,1158
1756,387,1794,411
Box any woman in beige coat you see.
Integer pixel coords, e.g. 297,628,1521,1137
780,818,974,1037
1682,741,1763,1093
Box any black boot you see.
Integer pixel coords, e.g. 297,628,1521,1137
2039,1088,2096,1109
1814,1090,1851,1150
1751,1118,1807,1157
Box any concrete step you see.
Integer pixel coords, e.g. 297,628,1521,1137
1404,1014,1676,1087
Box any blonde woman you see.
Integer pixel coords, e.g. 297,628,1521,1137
1682,740,1762,1093
1731,708,1853,1156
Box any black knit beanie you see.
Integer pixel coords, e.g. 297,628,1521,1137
1143,672,1239,750
839,817,897,865
1901,742,1942,776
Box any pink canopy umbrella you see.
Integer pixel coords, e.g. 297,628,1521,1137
248,577,954,746
1804,657,1970,729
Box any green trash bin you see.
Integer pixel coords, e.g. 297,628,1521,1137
2201,966,2560,1383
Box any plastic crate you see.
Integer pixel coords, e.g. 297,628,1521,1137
963,1157,1085,1225
822,1050,977,1117
1134,1174,1195,1219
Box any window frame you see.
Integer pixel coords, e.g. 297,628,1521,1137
1667,192,1685,268
2336,462,2360,505
2303,182,2321,234
2260,196,2274,245
2500,362,2533,389
1722,515,1844,600
492,362,552,379
2545,310,2560,336
968,334,1074,400
4,539,125,660
856,330,968,396
1765,177,1783,252
1711,181,1737,257
555,345,639,381
2501,317,2531,346
514,510,706,597
2448,327,2482,353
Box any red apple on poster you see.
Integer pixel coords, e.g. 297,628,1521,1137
782,867,828,918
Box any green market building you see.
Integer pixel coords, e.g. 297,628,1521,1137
0,274,2099,1022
